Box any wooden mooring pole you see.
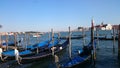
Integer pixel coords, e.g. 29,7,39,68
96,28,99,50
69,26,72,59
82,27,85,47
91,19,96,66
6,32,8,50
51,29,54,43
51,28,55,56
113,27,115,53
48,32,51,44
36,33,39,54
51,28,54,46
37,32,39,43
14,32,17,48
48,32,50,39
24,33,27,50
58,32,60,41
118,24,120,59
27,33,30,46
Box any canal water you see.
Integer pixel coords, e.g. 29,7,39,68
0,30,120,68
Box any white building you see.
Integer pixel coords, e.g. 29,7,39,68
95,23,112,30
105,24,112,30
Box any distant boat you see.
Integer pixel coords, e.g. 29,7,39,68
32,34,40,37
94,34,118,40
60,35,85,39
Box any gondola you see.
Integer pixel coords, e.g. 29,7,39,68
2,38,53,60
60,41,96,68
20,38,69,63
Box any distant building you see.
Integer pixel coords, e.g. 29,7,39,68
77,27,83,31
112,25,119,30
77,27,89,31
95,23,112,30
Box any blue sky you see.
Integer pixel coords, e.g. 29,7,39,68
0,0,120,32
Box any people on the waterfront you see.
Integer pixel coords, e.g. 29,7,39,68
0,46,4,61
14,47,22,65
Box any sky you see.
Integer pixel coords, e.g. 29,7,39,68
0,0,120,32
